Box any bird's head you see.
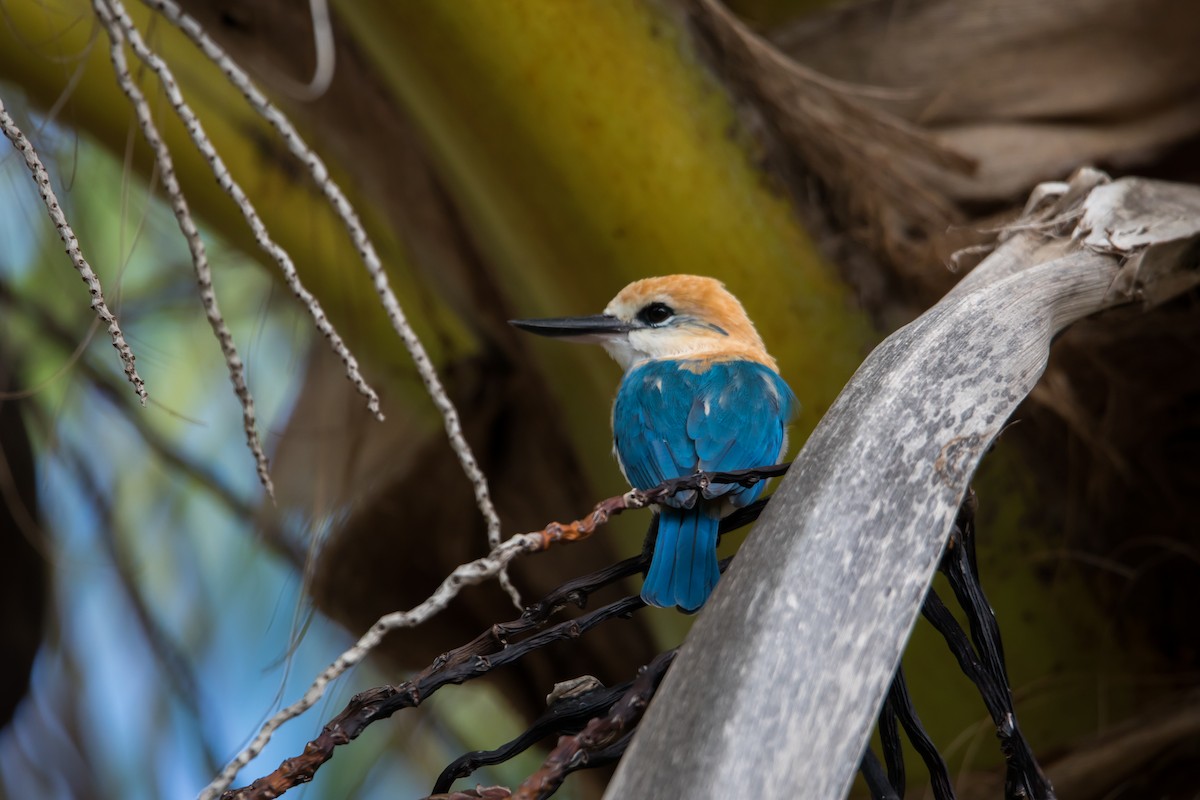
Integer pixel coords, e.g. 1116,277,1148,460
510,275,773,371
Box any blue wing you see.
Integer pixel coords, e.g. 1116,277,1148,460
613,360,795,507
613,362,701,507
687,361,795,506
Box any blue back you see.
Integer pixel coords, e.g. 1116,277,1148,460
613,359,796,505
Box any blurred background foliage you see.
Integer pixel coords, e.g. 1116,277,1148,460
2,0,1199,798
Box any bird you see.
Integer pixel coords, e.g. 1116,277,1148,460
510,275,796,612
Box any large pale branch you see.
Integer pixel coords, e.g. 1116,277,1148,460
605,168,1200,799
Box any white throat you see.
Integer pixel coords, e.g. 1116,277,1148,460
600,329,723,372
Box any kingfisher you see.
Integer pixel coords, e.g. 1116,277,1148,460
511,275,796,612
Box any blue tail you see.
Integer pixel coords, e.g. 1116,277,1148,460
641,507,721,612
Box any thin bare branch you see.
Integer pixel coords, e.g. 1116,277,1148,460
138,0,508,599
93,0,274,499
0,94,147,405
102,0,382,424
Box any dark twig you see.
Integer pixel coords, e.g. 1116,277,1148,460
562,731,634,775
885,666,954,800
429,696,641,799
510,650,677,800
921,591,1010,730
523,555,645,621
534,463,788,551
946,492,1014,693
863,489,1053,800
859,748,902,800
527,496,769,622
715,495,771,535
432,679,635,794
434,558,737,793
927,495,1054,800
876,687,905,796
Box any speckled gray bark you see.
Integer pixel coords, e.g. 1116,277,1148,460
604,170,1200,800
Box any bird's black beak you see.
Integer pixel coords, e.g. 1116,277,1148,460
508,314,632,339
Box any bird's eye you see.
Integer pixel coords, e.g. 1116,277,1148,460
638,302,674,326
